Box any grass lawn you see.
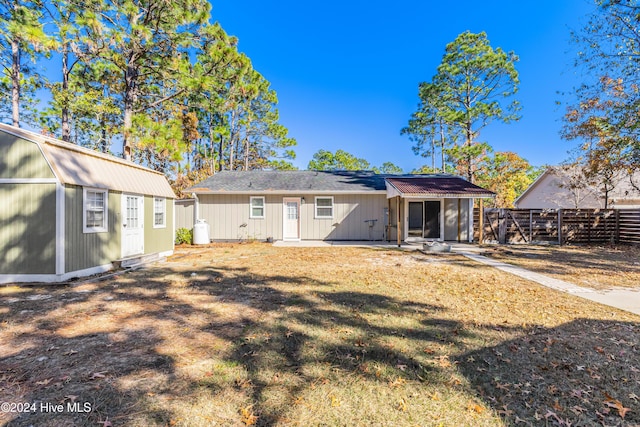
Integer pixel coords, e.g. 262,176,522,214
1,243,639,426
484,244,640,290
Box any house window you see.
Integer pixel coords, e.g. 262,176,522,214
83,188,108,233
250,196,265,219
315,196,334,218
154,197,166,228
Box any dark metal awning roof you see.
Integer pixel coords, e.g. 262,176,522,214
385,177,495,199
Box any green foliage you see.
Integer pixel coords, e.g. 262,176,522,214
0,0,53,126
372,162,403,174
18,0,297,196
267,159,298,170
307,149,371,171
175,228,193,245
404,31,520,182
411,164,456,175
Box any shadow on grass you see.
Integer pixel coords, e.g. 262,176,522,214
1,245,639,426
485,244,640,279
458,319,640,426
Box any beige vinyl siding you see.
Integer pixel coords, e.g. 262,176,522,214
443,198,470,241
0,183,56,274
198,193,387,241
0,133,55,179
65,185,120,272
300,194,386,240
516,172,602,209
144,196,174,254
175,199,195,230
198,194,282,240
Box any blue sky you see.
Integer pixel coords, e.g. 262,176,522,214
212,0,597,172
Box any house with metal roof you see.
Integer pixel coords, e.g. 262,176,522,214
187,170,494,244
0,123,176,284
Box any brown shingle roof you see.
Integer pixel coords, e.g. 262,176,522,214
386,177,494,198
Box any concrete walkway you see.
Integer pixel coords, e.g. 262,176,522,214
456,250,640,317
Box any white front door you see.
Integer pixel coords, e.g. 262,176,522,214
283,198,301,241
122,194,144,257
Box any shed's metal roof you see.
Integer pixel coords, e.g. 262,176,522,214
188,170,493,197
386,177,495,198
0,124,175,198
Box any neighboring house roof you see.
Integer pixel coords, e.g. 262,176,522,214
188,170,494,198
0,123,175,198
385,177,495,198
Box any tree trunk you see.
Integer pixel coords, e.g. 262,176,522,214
61,45,71,141
439,120,446,173
123,60,137,161
466,121,473,182
11,37,20,127
244,137,249,171
430,133,436,171
208,123,216,175
228,111,237,170
218,134,224,172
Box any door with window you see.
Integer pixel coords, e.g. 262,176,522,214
122,194,144,257
282,198,301,241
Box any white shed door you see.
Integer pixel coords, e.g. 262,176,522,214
122,194,144,257
283,198,300,241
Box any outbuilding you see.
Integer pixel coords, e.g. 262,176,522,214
0,123,175,284
186,170,494,244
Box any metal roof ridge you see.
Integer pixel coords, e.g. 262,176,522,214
0,123,165,177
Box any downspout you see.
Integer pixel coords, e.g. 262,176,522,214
191,193,199,227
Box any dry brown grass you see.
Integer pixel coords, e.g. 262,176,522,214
484,244,640,290
1,243,639,426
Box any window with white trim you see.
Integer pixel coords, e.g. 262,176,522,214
315,196,334,218
154,197,166,228
83,188,108,233
250,196,265,218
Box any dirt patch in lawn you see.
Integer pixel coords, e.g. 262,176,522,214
1,243,639,426
484,244,640,290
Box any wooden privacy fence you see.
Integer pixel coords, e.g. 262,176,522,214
473,208,640,245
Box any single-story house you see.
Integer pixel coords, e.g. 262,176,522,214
186,170,494,244
515,167,640,209
0,123,176,284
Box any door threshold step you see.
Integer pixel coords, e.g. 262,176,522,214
113,253,161,269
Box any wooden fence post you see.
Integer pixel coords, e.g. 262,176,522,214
529,210,533,243
478,199,484,244
499,208,506,244
558,209,563,245
615,209,620,244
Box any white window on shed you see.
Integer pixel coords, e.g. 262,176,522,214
154,197,166,228
250,196,265,219
315,196,334,218
83,188,108,233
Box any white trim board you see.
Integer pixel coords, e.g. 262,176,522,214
0,178,58,184
0,263,113,285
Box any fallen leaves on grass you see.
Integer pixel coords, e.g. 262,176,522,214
240,405,258,426
467,402,485,413
604,392,632,419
